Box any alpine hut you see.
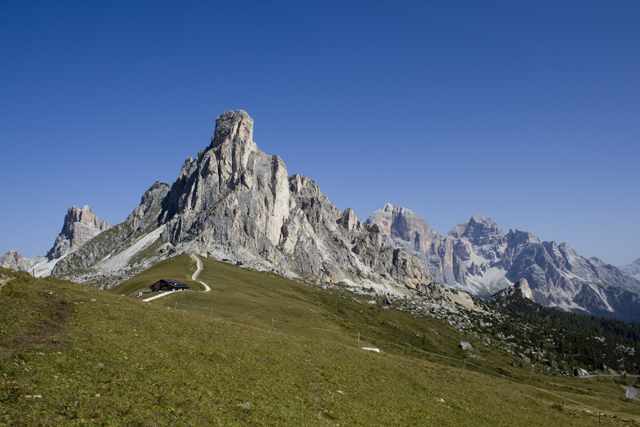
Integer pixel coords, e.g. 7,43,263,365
150,279,189,292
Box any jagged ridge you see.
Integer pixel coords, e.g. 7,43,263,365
366,203,640,321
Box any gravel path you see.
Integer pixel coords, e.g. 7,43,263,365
190,254,211,291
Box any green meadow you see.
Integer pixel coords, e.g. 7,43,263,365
0,255,639,426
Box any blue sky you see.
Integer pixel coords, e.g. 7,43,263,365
1,0,639,266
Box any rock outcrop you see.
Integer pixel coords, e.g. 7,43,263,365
51,182,171,288
366,204,640,321
491,278,534,301
47,205,110,260
0,205,111,277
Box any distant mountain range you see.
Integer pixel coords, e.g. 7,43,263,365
2,110,639,321
365,204,640,321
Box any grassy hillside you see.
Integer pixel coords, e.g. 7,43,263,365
1,263,639,426
112,254,205,295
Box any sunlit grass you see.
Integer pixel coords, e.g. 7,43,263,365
0,264,638,426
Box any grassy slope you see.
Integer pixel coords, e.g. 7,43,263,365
0,264,636,426
113,254,205,295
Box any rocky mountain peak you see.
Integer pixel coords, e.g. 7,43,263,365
462,215,504,241
366,203,437,242
47,205,110,260
506,229,541,246
620,257,640,281
127,181,171,231
133,111,435,294
210,110,257,152
0,250,45,272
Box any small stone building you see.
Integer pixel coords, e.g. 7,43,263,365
150,279,189,292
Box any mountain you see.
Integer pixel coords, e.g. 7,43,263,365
620,258,640,281
0,250,45,272
46,110,442,297
366,203,640,321
47,205,110,259
0,205,109,276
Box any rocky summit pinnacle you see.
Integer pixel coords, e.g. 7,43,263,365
47,205,110,260
209,110,256,150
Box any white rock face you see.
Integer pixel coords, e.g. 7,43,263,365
47,205,110,260
366,204,640,321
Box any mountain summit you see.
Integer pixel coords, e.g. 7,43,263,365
4,110,638,321
47,205,110,260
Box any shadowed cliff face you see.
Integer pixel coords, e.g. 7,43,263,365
366,204,640,320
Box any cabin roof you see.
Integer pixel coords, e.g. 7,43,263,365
151,279,189,288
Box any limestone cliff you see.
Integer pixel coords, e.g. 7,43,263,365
47,205,110,260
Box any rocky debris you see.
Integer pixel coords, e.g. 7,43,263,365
491,278,534,301
460,341,473,350
519,353,531,363
366,204,640,321
0,250,45,272
47,205,110,260
620,258,640,281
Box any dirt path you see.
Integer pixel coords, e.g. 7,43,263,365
190,254,211,291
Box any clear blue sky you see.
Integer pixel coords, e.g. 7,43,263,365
1,0,639,266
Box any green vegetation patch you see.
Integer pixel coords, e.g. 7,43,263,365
0,266,638,426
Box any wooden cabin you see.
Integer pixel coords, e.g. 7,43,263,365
150,279,189,292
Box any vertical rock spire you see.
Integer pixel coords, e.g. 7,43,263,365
47,205,110,260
